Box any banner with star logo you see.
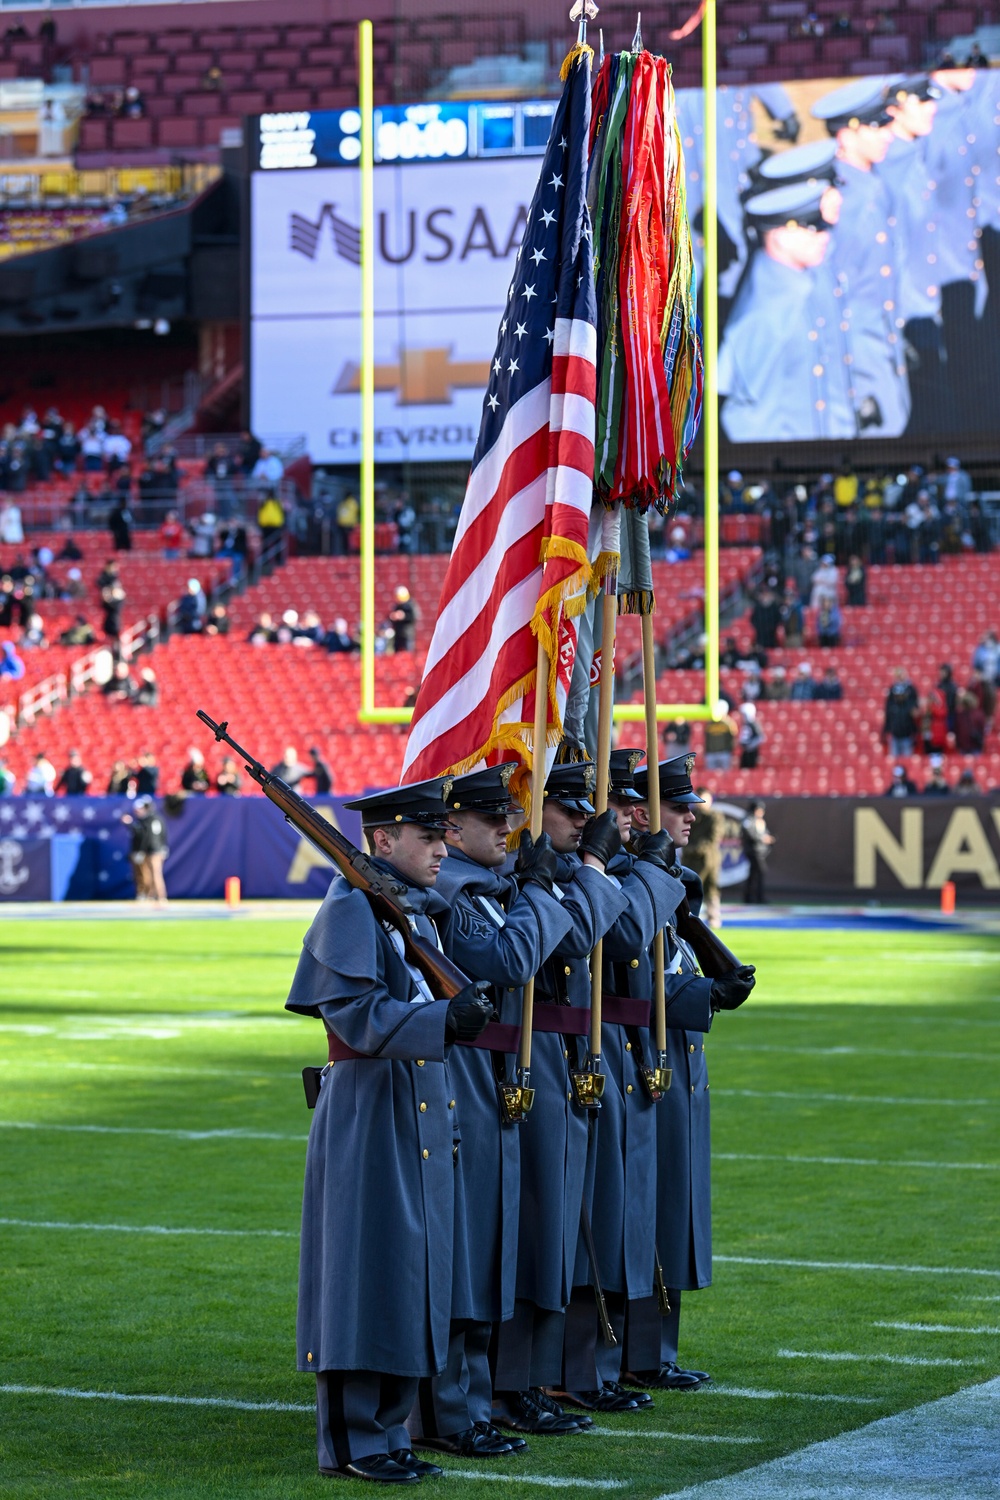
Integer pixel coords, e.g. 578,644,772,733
401,50,599,786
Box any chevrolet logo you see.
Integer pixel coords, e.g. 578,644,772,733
334,347,492,406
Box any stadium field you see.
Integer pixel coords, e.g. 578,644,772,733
1,915,998,1498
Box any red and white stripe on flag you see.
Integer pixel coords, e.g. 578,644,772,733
401,315,598,784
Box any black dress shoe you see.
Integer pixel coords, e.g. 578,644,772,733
475,1420,527,1452
492,1389,583,1435
604,1379,653,1408
320,1454,420,1482
390,1450,443,1477
416,1425,515,1457
531,1387,593,1429
553,1386,641,1413
624,1364,708,1391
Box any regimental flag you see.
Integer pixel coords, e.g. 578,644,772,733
401,51,599,787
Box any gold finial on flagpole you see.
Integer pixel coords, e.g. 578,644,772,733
569,0,599,46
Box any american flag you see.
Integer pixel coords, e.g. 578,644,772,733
401,53,598,785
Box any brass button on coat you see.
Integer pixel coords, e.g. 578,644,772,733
422,1148,430,1159
419,1102,427,1113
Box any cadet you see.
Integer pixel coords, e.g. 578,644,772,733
812,78,911,437
409,764,574,1459
285,777,493,1485
623,756,756,1391
556,749,681,1412
491,762,628,1436
719,177,857,441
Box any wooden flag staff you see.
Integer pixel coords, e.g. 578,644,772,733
642,612,672,1094
514,633,551,1111
587,580,617,1079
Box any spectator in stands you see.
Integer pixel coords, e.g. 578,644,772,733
937,664,958,733
56,535,83,562
135,751,159,798
189,512,218,559
237,430,262,475
107,760,134,796
175,578,207,635
216,756,242,796
25,752,56,796
56,749,92,797
251,448,284,492
79,423,105,473
20,612,47,650
955,691,986,755
0,497,23,544
965,42,990,68
832,13,852,36
816,599,842,648
101,580,125,641
741,661,764,703
883,669,919,756
686,787,725,927
740,802,775,904
885,765,918,796
160,510,185,560
109,498,133,552
790,663,815,701
0,757,14,794
248,612,276,645
309,746,334,795
809,554,839,609
388,586,418,652
204,444,238,519
777,584,803,648
134,667,159,708
0,640,25,681
845,554,866,606
969,668,996,732
789,544,817,605
720,470,745,509
269,746,309,788
293,609,324,646
58,615,95,647
923,758,951,796
919,685,949,757
104,422,132,471
325,616,359,653
204,603,230,637
142,409,166,452
335,493,359,555
104,661,137,703
54,422,79,473
749,580,781,650
257,492,286,547
764,664,789,701
704,707,737,770
181,749,210,795
972,631,999,684
216,523,248,583
956,768,981,796
737,702,764,769
814,667,843,701
119,85,145,119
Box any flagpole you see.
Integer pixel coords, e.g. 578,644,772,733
641,612,669,1083
516,634,550,1099
588,580,616,1075
701,0,720,714
358,18,376,719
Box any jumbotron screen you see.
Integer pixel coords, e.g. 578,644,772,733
248,72,1000,462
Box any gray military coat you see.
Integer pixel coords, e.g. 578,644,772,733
515,863,628,1312
285,870,458,1378
434,848,574,1323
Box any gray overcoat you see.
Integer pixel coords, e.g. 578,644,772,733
285,870,458,1378
434,848,574,1322
514,863,628,1312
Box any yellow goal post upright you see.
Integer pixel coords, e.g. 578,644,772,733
357,4,726,731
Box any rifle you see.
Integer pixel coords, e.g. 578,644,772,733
196,710,470,1001
673,895,743,980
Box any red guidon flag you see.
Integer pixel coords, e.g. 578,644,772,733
401,51,599,786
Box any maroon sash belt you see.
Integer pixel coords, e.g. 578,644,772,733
602,995,651,1028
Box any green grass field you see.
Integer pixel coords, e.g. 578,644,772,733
1,914,998,1498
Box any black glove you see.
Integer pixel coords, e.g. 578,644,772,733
514,829,559,896
773,112,801,143
445,980,494,1042
710,965,757,1011
579,808,622,868
633,829,674,871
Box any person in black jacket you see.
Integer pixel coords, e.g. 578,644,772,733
882,669,919,756
127,797,169,902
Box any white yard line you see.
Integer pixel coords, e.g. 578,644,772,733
654,1377,1000,1499
0,1383,312,1412
0,1217,296,1238
873,1322,1000,1335
0,1121,307,1143
447,1473,626,1490
715,1089,996,1108
708,1386,880,1404
716,1152,999,1172
717,1254,1000,1279
778,1350,978,1369
586,1429,761,1443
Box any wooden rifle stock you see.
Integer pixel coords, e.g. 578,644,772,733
673,897,742,980
196,710,469,1001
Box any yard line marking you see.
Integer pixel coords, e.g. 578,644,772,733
874,1321,1000,1335
652,1375,1000,1499
0,1383,312,1412
715,1088,996,1108
717,1254,1000,1279
778,1349,978,1368
586,1429,762,1443
447,1473,626,1490
716,1152,1000,1173
0,1121,307,1144
708,1386,880,1404
0,1217,296,1238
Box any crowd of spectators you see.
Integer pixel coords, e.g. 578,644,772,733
243,586,417,654
0,741,335,800
882,646,996,761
